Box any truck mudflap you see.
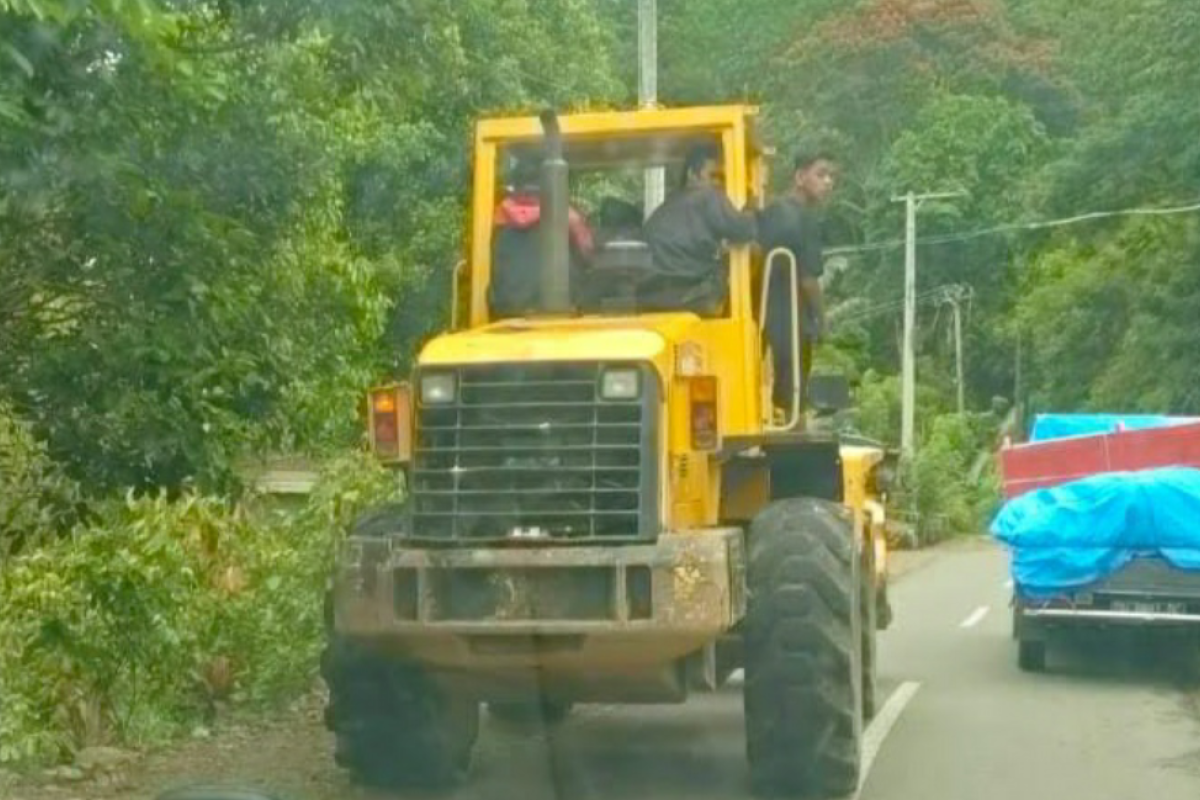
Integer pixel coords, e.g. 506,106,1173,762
331,529,747,673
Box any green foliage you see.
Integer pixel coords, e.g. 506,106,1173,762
1019,216,1200,412
849,364,1005,540
0,453,399,766
1015,0,1200,211
0,402,82,557
653,0,845,105
883,94,1048,222
911,412,999,541
0,0,619,494
852,371,895,443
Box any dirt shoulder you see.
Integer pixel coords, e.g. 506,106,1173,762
2,690,354,800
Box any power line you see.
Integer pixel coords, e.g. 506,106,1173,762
837,281,979,323
826,198,1200,258
835,287,947,324
837,289,939,320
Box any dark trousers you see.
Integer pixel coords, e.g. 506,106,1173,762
766,295,813,411
772,336,813,411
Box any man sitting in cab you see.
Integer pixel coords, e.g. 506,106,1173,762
641,143,757,315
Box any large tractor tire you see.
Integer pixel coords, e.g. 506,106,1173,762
322,503,477,790
321,636,479,790
744,498,864,798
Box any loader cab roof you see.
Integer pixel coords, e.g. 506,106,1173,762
475,105,764,166
465,105,767,329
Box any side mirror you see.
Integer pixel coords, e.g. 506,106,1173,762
872,458,899,496
808,373,851,415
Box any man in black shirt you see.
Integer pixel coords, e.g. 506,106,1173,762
641,144,757,314
758,150,837,416
489,156,595,318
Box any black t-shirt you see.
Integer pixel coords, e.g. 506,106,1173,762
643,186,757,279
757,196,825,336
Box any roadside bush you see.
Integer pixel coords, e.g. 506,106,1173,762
0,402,83,559
855,370,901,443
912,412,1001,542
850,371,1003,543
0,452,399,766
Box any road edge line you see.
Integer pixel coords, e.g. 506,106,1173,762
858,680,921,796
960,605,990,628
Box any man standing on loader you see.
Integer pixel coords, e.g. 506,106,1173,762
757,150,838,417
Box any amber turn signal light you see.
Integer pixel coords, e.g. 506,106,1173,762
368,384,411,463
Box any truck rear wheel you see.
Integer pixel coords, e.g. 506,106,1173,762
1017,639,1046,672
321,637,479,790
1013,600,1047,672
744,498,863,798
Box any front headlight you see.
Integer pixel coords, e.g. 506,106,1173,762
420,373,456,405
601,368,640,400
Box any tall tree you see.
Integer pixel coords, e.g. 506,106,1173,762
0,0,620,492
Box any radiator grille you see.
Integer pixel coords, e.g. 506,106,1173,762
411,362,658,542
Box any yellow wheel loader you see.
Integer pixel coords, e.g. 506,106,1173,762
322,105,895,796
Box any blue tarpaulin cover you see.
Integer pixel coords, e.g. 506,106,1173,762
991,467,1200,597
1029,413,1200,443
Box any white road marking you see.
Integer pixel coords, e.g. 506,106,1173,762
731,671,921,799
858,680,922,795
960,605,990,628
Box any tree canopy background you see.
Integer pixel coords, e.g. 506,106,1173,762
3,0,1198,497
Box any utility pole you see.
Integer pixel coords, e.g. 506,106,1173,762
638,0,664,214
952,289,965,415
893,190,966,458
941,285,971,415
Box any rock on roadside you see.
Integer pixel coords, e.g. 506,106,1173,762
76,746,137,776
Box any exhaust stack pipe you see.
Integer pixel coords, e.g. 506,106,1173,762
538,109,571,314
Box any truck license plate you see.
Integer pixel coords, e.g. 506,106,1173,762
1111,600,1186,614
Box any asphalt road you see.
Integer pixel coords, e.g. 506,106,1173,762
862,542,1200,800
32,541,1200,800
439,540,1200,800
